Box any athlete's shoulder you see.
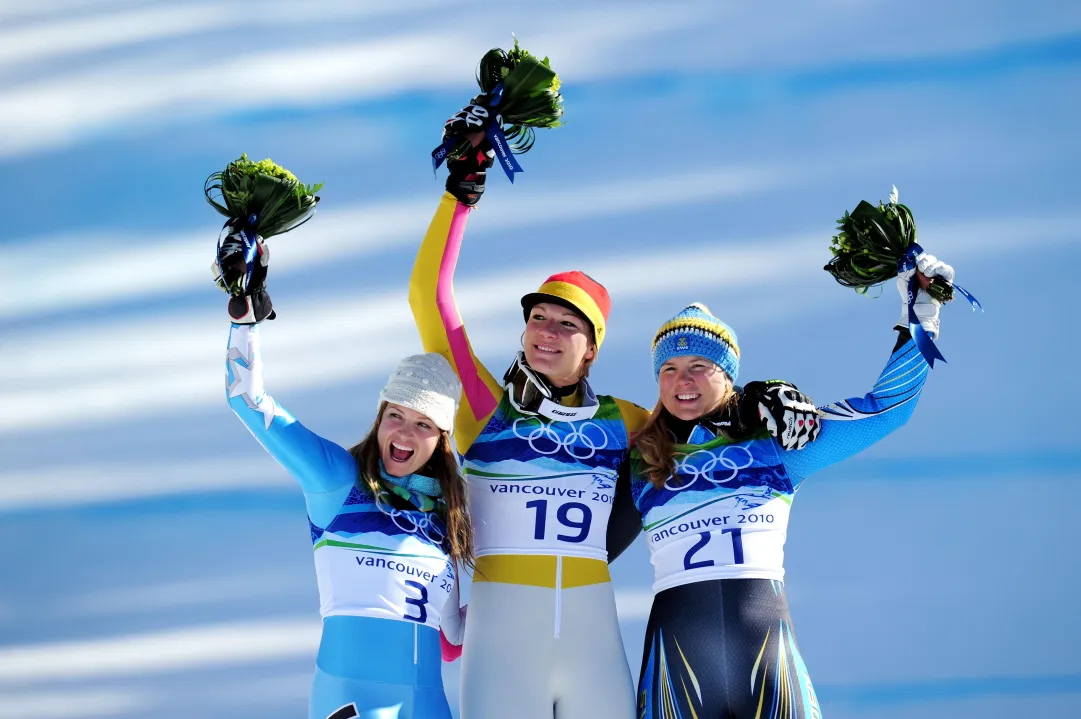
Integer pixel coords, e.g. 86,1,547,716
609,396,651,435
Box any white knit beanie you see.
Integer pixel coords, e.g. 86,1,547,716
378,353,462,434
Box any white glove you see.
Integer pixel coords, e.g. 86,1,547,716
897,251,954,339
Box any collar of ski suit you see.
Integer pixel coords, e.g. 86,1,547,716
666,412,728,445
535,378,600,422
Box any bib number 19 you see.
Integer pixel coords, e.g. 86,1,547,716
683,529,744,570
525,499,592,543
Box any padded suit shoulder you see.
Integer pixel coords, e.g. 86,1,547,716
612,397,651,437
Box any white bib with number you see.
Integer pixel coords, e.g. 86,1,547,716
645,495,791,591
467,468,618,559
463,395,630,560
314,533,455,630
310,490,455,631
631,436,796,592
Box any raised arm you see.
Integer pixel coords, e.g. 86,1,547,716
780,329,928,485
225,323,356,526
779,249,960,483
409,192,502,454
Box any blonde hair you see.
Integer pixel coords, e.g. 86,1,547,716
348,402,474,570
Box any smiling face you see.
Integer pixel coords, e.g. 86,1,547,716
376,402,443,477
658,355,733,421
522,302,596,388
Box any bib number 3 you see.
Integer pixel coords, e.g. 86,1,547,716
402,580,429,624
683,529,744,570
525,499,593,543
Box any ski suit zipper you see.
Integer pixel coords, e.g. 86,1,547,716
554,555,563,638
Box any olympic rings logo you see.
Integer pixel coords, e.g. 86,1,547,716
511,417,610,460
374,493,446,546
664,445,755,492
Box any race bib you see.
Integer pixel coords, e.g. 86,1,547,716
464,394,630,559
313,530,455,630
646,496,791,591
468,467,617,559
632,437,795,591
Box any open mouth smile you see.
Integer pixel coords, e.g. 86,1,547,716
388,441,415,463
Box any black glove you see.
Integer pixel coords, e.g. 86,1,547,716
742,380,820,451
442,94,500,141
442,96,497,206
700,391,757,441
216,227,276,324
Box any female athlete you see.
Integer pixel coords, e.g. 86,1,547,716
219,235,472,719
606,251,958,718
410,97,813,719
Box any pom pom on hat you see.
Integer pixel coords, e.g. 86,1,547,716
379,353,462,433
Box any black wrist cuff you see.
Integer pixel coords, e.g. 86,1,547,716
892,325,913,352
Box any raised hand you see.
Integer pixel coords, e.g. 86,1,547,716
897,251,955,338
442,96,497,207
215,226,276,323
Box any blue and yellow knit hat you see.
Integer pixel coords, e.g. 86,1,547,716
651,303,740,382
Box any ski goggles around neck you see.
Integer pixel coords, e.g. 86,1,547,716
502,352,599,422
503,351,552,416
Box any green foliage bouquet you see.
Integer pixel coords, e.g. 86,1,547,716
824,186,954,303
472,36,563,155
204,155,322,295
204,154,322,239
433,37,563,180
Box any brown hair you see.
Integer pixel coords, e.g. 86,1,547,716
632,387,738,490
578,347,596,380
348,402,474,571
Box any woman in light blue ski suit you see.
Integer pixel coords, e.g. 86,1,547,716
220,230,472,719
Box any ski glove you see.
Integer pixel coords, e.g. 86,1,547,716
443,96,497,207
743,380,820,451
214,228,276,324
443,94,501,142
896,251,954,338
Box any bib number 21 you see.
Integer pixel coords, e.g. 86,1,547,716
525,499,592,543
684,529,744,570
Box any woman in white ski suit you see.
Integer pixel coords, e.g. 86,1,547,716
412,95,816,718
411,196,646,717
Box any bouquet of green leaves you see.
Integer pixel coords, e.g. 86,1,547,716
434,37,563,180
824,186,954,303
471,36,563,155
205,154,322,238
205,154,322,295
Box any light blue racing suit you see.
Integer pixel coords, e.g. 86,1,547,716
226,323,462,719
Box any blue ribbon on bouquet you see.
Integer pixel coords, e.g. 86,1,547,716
899,242,982,368
431,83,524,183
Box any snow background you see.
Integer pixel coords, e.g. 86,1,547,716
1,1,1079,716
